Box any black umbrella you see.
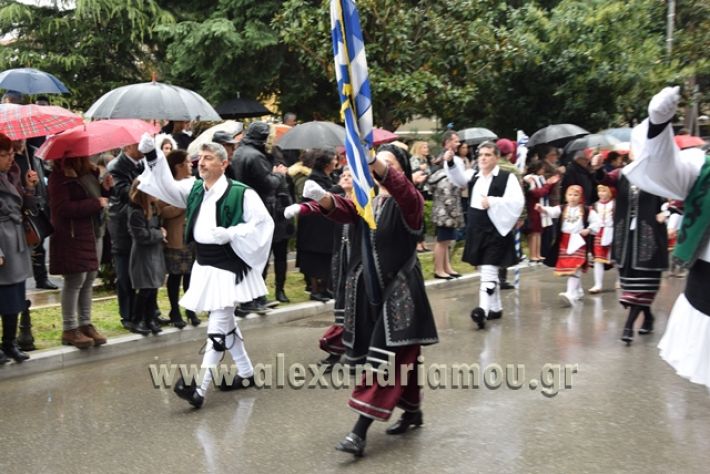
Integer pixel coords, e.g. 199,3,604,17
86,81,221,121
564,133,621,155
457,127,498,146
275,121,345,150
215,97,272,119
527,124,589,148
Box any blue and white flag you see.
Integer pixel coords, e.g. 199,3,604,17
330,0,376,228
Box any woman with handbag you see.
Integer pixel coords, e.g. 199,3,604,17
0,133,38,363
48,156,111,349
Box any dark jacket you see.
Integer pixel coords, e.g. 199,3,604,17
231,124,280,212
273,173,295,243
297,169,336,255
128,205,166,289
48,168,106,275
107,152,144,254
561,160,598,205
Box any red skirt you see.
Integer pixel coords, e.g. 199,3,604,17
348,345,421,421
593,229,611,263
319,324,345,355
555,232,588,276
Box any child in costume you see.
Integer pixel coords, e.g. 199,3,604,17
536,185,594,307
589,184,615,293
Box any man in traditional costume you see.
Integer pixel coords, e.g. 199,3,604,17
285,145,438,456
137,134,274,408
624,87,710,385
444,141,524,329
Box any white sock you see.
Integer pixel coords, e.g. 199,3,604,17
566,276,577,295
199,343,222,395
479,265,499,312
593,262,604,288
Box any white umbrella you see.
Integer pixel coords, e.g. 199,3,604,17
85,81,221,121
187,120,243,155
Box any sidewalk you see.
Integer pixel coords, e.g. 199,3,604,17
4,263,536,381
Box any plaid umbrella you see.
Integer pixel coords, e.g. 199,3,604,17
0,104,83,140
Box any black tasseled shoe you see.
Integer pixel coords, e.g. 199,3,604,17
218,374,256,391
173,377,204,409
487,310,503,320
470,307,486,330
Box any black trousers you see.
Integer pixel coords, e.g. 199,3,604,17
113,253,135,322
31,239,48,282
263,239,289,292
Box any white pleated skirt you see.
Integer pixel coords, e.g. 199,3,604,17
658,293,710,389
179,262,267,312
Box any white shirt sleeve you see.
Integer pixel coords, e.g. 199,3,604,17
487,173,525,236
137,152,194,208
444,158,474,189
228,189,274,273
623,120,704,200
540,205,562,219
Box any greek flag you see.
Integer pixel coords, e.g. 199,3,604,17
330,0,376,228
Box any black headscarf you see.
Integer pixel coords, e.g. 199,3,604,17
377,143,412,182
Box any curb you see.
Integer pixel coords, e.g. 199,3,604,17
0,263,537,381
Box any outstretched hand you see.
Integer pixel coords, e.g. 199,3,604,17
138,132,156,154
303,179,327,202
284,203,301,219
649,86,680,124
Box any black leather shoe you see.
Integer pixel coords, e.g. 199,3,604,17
218,374,256,391
35,279,58,290
621,328,634,345
2,342,30,362
239,301,270,315
173,377,204,409
499,281,514,290
448,272,462,278
487,310,503,320
638,313,654,335
386,410,423,435
186,311,201,327
434,274,454,280
310,293,330,303
335,432,366,457
169,310,187,329
147,319,163,335
156,316,172,326
470,307,486,330
0,350,9,365
121,319,136,331
132,321,151,336
276,290,290,303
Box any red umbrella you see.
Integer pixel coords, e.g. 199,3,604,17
674,135,706,150
0,104,83,140
35,119,159,160
373,127,398,146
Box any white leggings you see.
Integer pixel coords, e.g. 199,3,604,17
198,307,254,396
479,265,502,312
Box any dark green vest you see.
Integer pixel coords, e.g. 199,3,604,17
674,155,710,267
184,179,249,244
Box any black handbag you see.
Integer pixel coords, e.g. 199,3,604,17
23,207,53,248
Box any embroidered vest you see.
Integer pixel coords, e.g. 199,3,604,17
184,179,248,244
675,156,710,267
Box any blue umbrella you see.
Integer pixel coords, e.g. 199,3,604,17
0,68,70,94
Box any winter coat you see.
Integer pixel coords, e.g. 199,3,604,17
0,164,33,285
296,169,336,256
272,173,295,243
48,167,107,275
561,160,599,205
231,134,280,213
107,152,144,255
128,205,166,289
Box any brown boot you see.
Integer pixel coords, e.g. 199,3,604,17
61,328,94,349
79,324,107,346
